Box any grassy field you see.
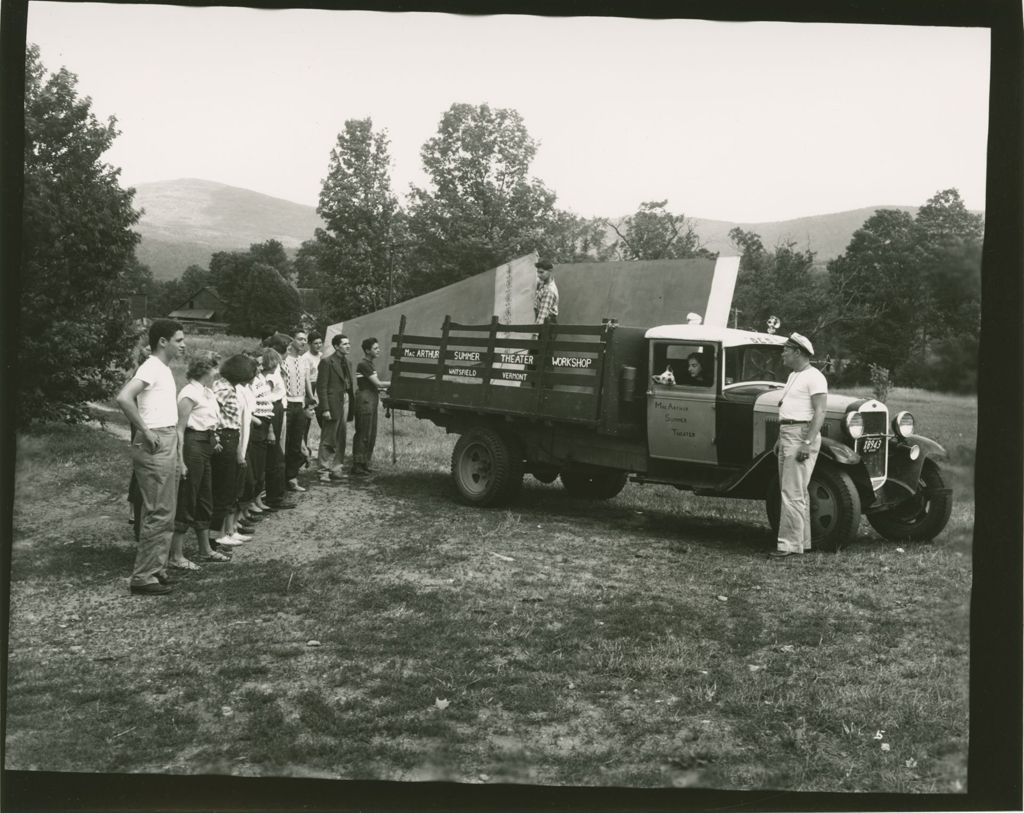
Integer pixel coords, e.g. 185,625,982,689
6,372,974,793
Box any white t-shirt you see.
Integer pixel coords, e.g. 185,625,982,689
266,368,286,403
302,351,321,385
778,365,828,421
133,356,178,429
178,380,220,430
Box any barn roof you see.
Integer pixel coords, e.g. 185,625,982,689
168,308,217,320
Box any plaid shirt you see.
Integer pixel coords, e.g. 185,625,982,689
213,378,241,430
280,353,309,403
251,372,273,419
534,279,559,323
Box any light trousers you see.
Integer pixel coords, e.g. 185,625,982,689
130,426,179,587
776,424,821,553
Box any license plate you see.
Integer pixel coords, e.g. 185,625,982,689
861,437,883,454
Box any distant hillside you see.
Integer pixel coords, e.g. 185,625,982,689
131,178,946,281
133,179,324,279
688,206,920,262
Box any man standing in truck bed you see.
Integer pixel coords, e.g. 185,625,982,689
534,258,559,325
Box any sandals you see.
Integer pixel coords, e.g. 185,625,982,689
197,551,231,563
169,558,201,571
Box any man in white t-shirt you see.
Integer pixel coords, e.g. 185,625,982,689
772,332,828,559
116,319,186,595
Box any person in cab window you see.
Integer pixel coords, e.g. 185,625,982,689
685,352,711,387
772,332,828,559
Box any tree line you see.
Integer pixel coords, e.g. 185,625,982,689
19,45,982,424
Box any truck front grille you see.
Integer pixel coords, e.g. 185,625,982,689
856,404,889,488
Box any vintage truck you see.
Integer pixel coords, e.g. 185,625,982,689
383,315,952,550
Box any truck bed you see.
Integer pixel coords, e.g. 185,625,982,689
386,316,648,436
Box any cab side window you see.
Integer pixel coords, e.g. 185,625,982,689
651,343,715,388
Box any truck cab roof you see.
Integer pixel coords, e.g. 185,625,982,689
644,324,790,348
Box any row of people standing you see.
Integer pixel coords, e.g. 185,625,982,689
118,319,390,595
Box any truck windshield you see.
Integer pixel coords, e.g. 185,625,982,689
724,344,787,386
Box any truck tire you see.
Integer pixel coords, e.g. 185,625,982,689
866,459,952,542
450,427,522,506
766,464,862,551
560,468,628,500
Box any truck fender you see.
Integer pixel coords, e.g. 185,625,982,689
903,434,947,460
819,436,860,466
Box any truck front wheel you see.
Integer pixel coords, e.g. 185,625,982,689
560,468,628,500
866,459,952,542
451,427,522,506
766,464,862,551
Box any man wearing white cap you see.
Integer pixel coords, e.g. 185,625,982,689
772,332,828,558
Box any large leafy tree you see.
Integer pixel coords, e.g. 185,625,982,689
405,103,557,295
535,210,615,264
729,227,826,335
825,188,983,389
21,44,142,424
209,241,300,336
606,200,715,261
301,118,404,321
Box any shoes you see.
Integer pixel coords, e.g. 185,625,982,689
350,466,368,477
236,521,257,533
230,531,254,542
131,582,172,596
769,550,802,559
267,500,297,510
215,535,246,547
155,571,179,585
197,551,231,563
169,558,201,571
287,479,307,492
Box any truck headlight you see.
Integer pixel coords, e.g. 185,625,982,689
844,411,865,439
893,411,914,438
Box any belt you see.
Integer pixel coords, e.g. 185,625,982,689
218,427,240,435
779,419,809,425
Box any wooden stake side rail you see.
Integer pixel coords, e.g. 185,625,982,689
387,318,615,425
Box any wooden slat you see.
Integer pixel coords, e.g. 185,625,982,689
390,335,605,353
448,321,611,336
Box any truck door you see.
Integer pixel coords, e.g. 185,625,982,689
647,341,719,464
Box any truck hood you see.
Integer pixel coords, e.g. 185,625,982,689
753,389,879,420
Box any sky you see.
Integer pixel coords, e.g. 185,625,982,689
25,4,990,223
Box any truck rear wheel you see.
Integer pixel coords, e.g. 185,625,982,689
866,459,952,542
451,427,522,506
560,468,628,500
766,464,862,551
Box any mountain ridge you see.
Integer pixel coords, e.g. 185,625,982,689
131,178,931,280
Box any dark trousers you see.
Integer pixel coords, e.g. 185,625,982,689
248,419,269,497
210,429,240,532
265,400,286,505
284,401,308,480
175,432,214,532
352,389,379,467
